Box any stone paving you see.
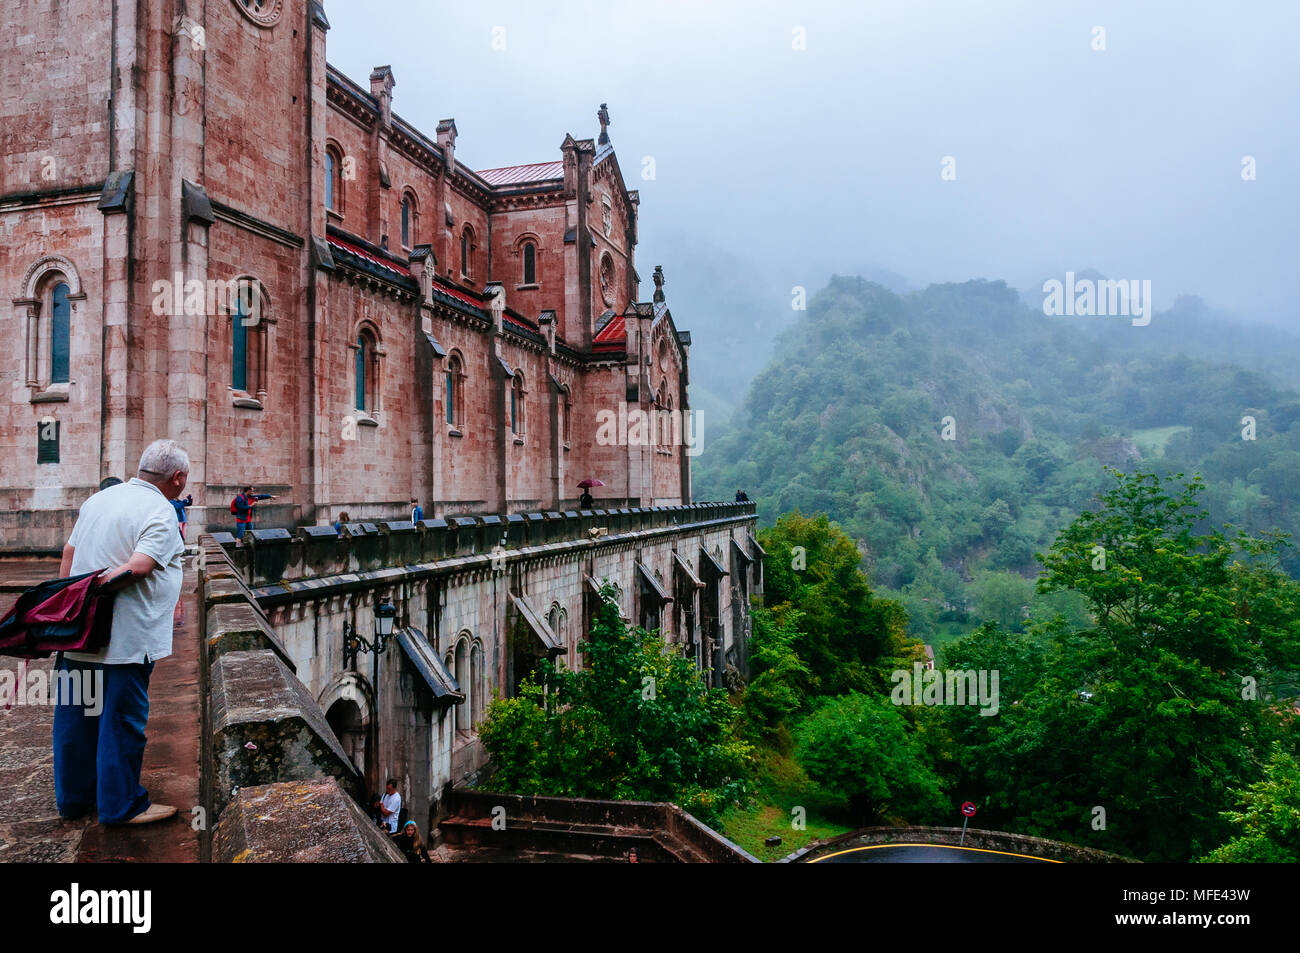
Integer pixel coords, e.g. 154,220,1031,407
0,558,201,862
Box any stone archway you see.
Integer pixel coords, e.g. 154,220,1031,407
326,698,366,776
320,672,375,794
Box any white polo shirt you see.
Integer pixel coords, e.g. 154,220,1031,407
64,478,185,665
381,791,402,833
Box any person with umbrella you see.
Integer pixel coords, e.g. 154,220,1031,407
578,478,605,509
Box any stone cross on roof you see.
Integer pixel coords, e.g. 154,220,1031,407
597,103,611,145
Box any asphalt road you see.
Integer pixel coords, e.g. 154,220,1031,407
810,843,1057,863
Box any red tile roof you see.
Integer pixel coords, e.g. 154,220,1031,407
327,234,413,279
592,311,626,349
427,280,538,334
431,278,483,309
476,160,564,187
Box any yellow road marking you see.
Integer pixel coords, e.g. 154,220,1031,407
809,843,1062,863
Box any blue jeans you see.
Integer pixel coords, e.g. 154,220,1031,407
234,521,251,539
52,656,155,823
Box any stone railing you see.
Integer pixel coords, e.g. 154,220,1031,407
781,825,1137,864
216,501,758,588
440,787,759,863
198,536,404,862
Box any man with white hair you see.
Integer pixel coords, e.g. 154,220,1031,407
53,439,190,825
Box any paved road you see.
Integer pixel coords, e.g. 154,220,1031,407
811,843,1057,863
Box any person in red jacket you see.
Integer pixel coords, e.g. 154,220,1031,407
231,486,274,539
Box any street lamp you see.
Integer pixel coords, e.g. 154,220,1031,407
374,598,397,652
342,597,399,667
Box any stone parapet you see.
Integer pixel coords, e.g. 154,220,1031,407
439,787,759,863
213,778,406,863
783,825,1137,863
219,501,758,589
208,648,363,818
198,535,394,862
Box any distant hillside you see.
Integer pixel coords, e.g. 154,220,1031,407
696,276,1300,640
1024,278,1300,392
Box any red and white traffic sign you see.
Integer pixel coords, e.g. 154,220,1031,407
961,801,977,817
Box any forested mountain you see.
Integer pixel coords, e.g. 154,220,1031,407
696,275,1300,642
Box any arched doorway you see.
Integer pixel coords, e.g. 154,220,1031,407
326,698,366,777
319,672,375,795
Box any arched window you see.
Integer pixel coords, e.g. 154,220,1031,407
50,282,70,385
564,391,572,444
19,256,84,395
355,332,368,411
557,398,565,447
445,352,463,428
545,604,569,666
665,394,674,455
325,147,340,213
470,641,485,726
599,252,616,306
233,295,249,393
228,278,271,402
510,373,525,435
460,226,475,278
446,651,459,734
354,327,380,414
455,638,470,734
401,191,418,248
522,241,536,285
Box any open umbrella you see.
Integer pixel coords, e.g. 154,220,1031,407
577,479,606,489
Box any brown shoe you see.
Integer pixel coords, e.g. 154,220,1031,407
123,804,177,825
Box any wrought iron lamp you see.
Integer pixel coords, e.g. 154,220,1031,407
343,597,399,667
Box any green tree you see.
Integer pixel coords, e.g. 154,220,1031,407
1202,745,1300,863
740,604,812,741
795,692,947,824
760,511,913,696
969,569,1035,629
477,586,752,821
946,470,1300,860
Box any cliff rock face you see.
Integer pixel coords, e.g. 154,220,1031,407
1090,436,1142,468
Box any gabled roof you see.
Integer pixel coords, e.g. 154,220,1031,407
477,160,564,187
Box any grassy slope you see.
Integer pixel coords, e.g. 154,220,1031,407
716,745,853,861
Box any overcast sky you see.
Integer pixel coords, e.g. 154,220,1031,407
327,0,1299,341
